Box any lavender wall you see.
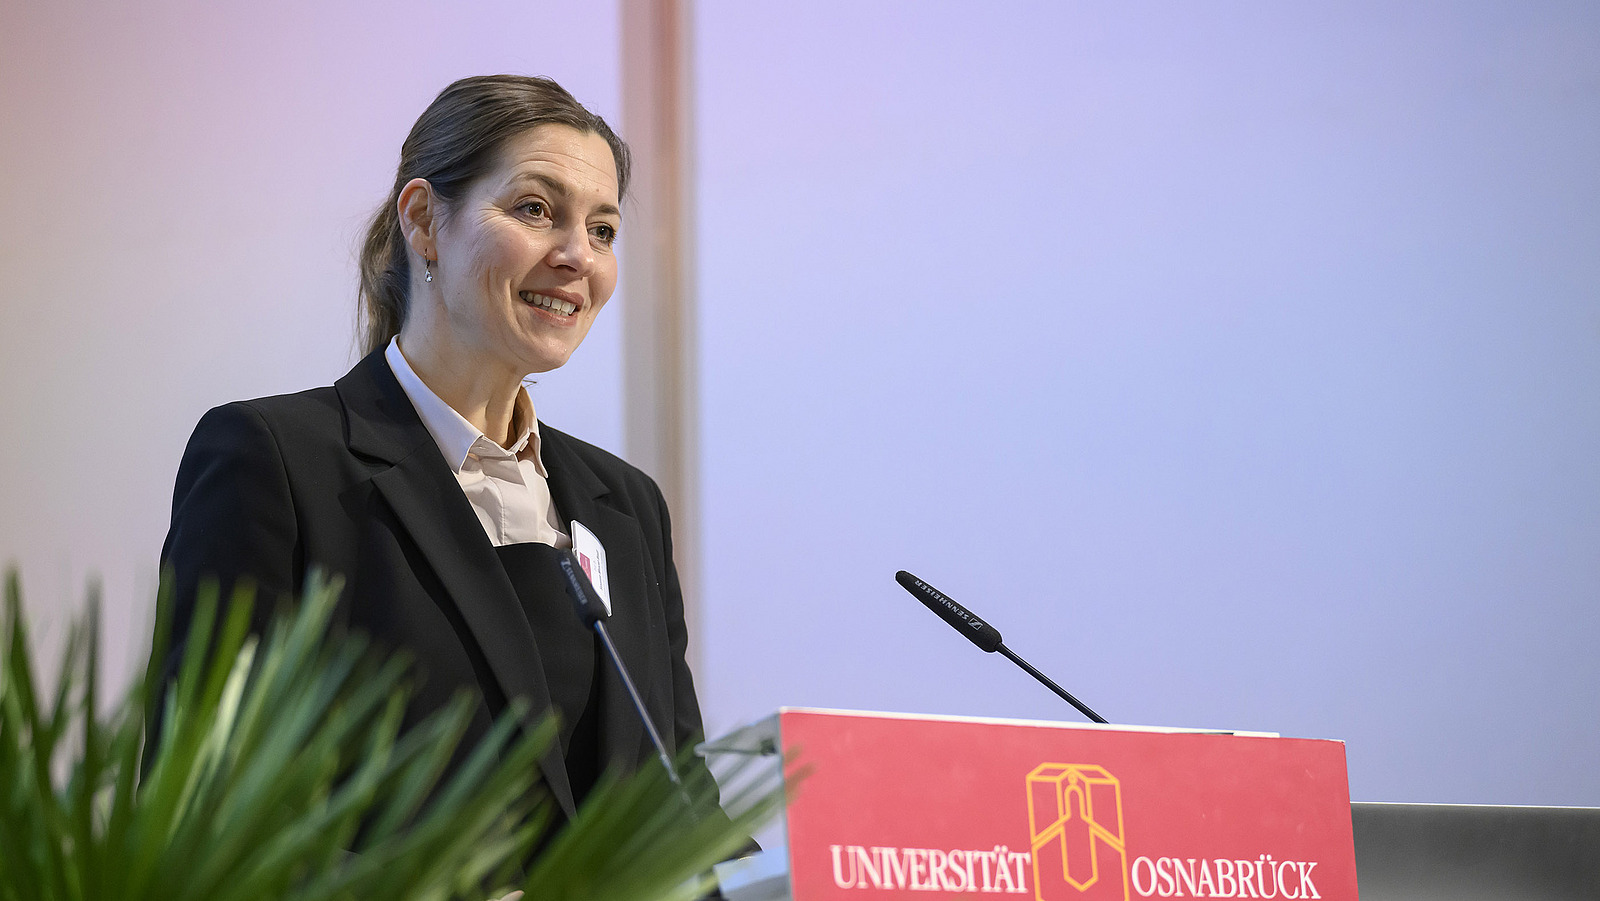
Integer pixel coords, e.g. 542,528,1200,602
694,2,1600,805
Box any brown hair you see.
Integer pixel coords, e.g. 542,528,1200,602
357,75,631,355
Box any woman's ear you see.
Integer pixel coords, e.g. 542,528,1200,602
397,177,438,259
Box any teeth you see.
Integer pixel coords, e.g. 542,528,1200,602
520,292,577,316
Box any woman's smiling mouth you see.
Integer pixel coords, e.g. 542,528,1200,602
520,291,579,316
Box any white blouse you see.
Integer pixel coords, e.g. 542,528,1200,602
385,337,570,549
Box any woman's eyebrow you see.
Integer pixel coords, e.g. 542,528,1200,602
509,172,620,218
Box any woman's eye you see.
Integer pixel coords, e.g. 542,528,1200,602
520,201,548,219
591,224,617,245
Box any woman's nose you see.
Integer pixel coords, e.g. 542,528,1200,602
547,225,595,274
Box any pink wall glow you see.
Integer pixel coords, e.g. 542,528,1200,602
0,0,624,689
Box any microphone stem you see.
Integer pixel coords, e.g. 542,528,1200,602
997,644,1108,724
593,620,684,787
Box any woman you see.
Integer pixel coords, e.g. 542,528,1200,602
159,75,708,820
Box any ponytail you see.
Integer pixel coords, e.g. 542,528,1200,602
357,185,412,355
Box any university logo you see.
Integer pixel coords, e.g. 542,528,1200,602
1026,764,1130,901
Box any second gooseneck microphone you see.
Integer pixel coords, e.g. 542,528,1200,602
895,570,1108,724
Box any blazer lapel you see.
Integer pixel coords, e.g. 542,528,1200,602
539,427,658,769
336,353,578,816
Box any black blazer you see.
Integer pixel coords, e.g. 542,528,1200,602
159,350,709,817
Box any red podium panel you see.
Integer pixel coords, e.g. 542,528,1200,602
773,709,1356,901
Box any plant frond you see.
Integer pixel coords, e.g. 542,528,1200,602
0,565,793,901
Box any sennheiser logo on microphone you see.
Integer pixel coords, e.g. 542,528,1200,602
922,581,977,624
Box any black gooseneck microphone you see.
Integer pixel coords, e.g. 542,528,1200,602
558,552,683,788
895,570,1108,724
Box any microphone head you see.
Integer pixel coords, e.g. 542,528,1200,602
895,570,1004,653
559,552,610,627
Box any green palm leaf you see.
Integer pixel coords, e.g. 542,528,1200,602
0,567,790,901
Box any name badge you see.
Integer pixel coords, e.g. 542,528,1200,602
570,519,612,615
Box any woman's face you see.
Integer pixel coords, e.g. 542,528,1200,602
427,124,621,376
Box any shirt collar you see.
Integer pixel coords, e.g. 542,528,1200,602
384,337,548,476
